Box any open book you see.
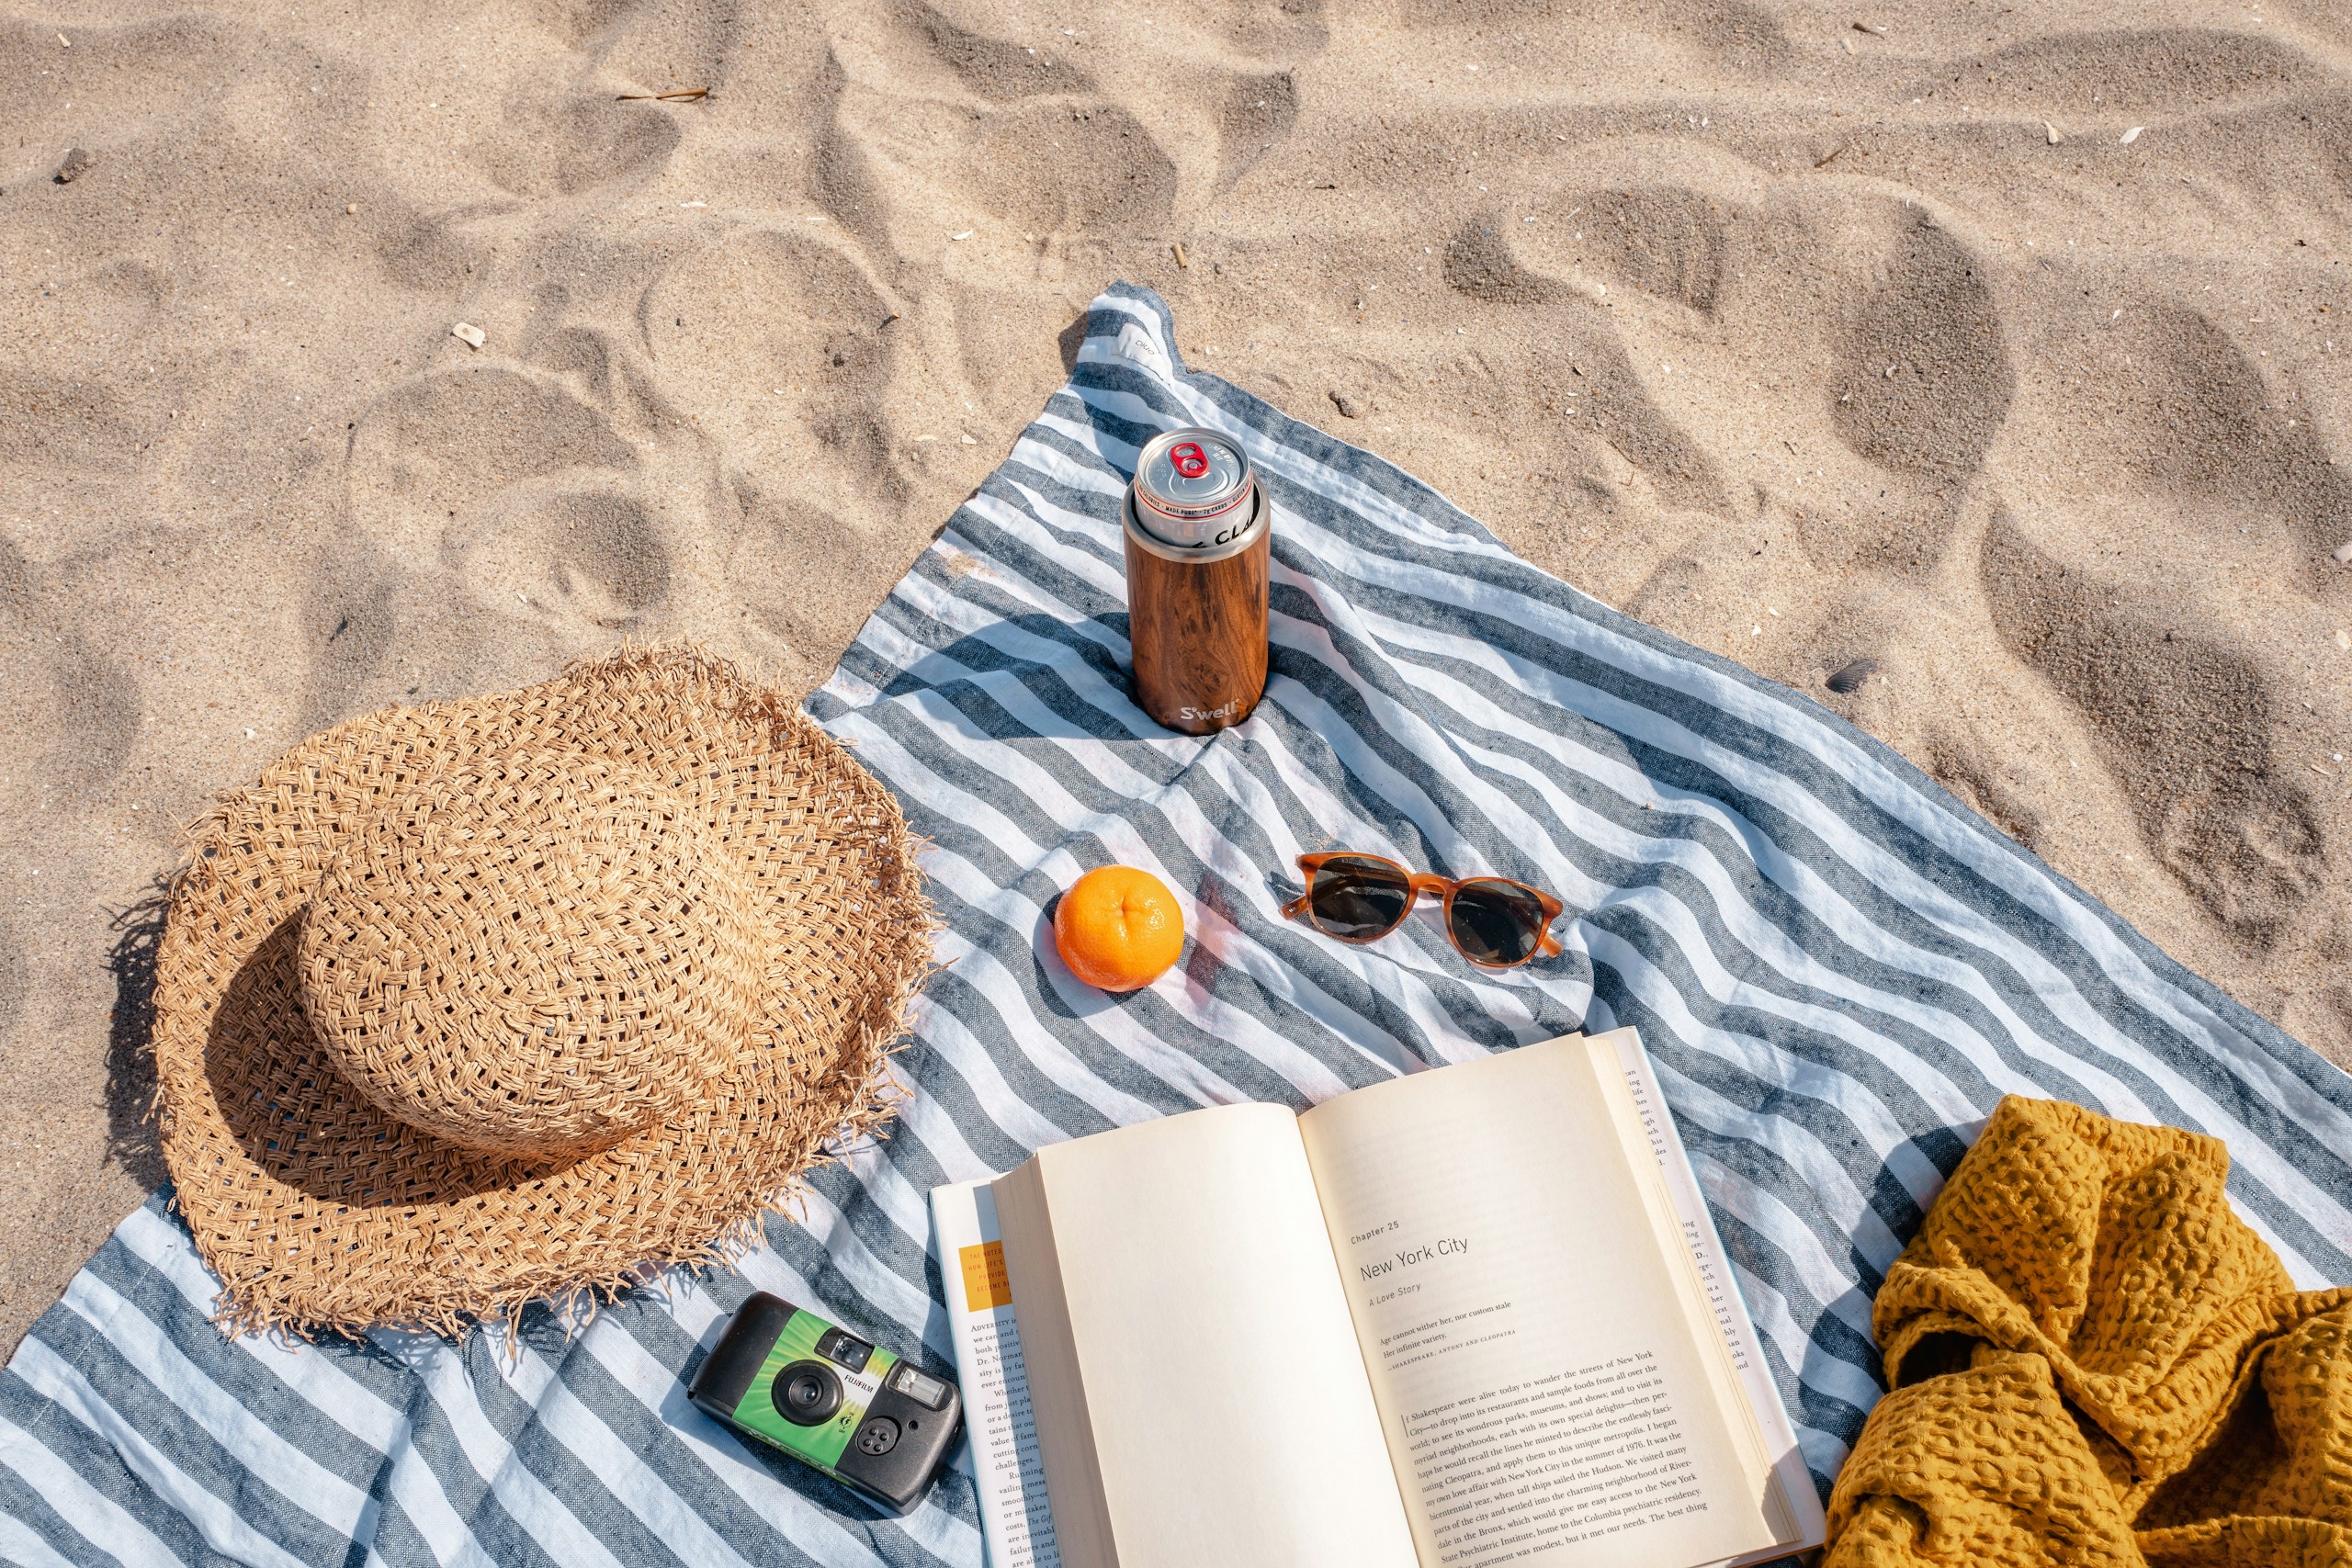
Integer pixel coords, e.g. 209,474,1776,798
929,1030,1824,1568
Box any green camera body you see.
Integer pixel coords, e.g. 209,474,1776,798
687,1293,964,1516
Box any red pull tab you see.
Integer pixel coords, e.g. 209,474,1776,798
1170,441,1210,479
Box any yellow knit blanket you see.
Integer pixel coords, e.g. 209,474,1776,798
1826,1096,2352,1567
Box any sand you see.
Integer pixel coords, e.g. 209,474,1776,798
5,0,2350,1353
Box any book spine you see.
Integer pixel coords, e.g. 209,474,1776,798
931,1180,1064,1568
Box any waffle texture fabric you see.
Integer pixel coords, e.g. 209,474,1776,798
150,645,934,1338
1826,1095,2352,1566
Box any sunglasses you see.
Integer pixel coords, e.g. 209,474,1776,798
1281,852,1566,969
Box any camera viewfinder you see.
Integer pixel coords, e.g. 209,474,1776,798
816,1326,874,1372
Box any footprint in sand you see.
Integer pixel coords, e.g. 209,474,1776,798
2014,297,2352,583
1217,70,1299,194
641,225,933,686
469,1,741,197
1785,211,2014,575
842,6,1178,242
1443,218,1564,307
643,227,900,495
458,492,673,632
1980,510,2325,948
1828,219,2014,484
472,88,681,198
1927,28,2320,117
0,555,153,1045
0,261,172,479
318,294,723,719
1436,201,1731,524
1217,0,1329,61
899,0,1095,99
961,104,1179,236
1539,186,1735,317
346,365,638,558
809,50,894,247
336,351,680,682
0,541,140,810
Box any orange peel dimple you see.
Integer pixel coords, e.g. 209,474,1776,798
1054,865,1185,992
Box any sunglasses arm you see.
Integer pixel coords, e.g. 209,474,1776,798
1534,892,1568,959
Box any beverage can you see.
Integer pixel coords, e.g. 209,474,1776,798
1131,428,1258,548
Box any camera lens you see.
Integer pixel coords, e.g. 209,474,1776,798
773,1359,843,1427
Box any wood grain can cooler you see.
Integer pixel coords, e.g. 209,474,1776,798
1123,426,1271,736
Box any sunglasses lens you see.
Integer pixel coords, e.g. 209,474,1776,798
1450,879,1548,966
1306,856,1413,940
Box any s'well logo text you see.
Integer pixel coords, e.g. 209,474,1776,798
1178,696,1249,722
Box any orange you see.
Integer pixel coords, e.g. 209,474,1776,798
1054,865,1185,992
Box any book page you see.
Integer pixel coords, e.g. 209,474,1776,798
994,1103,1419,1568
1602,1035,1826,1559
1297,1037,1783,1568
930,1179,1062,1568
1577,1040,1805,1562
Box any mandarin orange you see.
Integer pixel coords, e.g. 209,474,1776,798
1053,865,1185,991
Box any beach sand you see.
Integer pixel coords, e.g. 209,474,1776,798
5,0,2350,1351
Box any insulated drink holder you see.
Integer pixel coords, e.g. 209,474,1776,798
1122,485,1272,736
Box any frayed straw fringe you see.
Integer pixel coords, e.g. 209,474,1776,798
153,642,941,1346
199,983,933,1347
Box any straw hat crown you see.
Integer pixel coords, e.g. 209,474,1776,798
296,749,763,1160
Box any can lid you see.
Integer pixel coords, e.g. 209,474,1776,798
1135,428,1253,523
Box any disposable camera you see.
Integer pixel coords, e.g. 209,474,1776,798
688,1292,964,1516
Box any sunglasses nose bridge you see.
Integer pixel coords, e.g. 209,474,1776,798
1405,873,1452,901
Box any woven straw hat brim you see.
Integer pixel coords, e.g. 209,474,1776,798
152,647,934,1338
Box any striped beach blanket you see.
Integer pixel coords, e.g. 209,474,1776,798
6,281,2351,1568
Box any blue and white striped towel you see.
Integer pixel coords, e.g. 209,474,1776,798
6,281,2349,1568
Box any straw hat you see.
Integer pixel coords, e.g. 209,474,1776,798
151,647,934,1337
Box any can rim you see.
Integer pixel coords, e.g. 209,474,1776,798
1123,485,1266,564
1134,427,1254,521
